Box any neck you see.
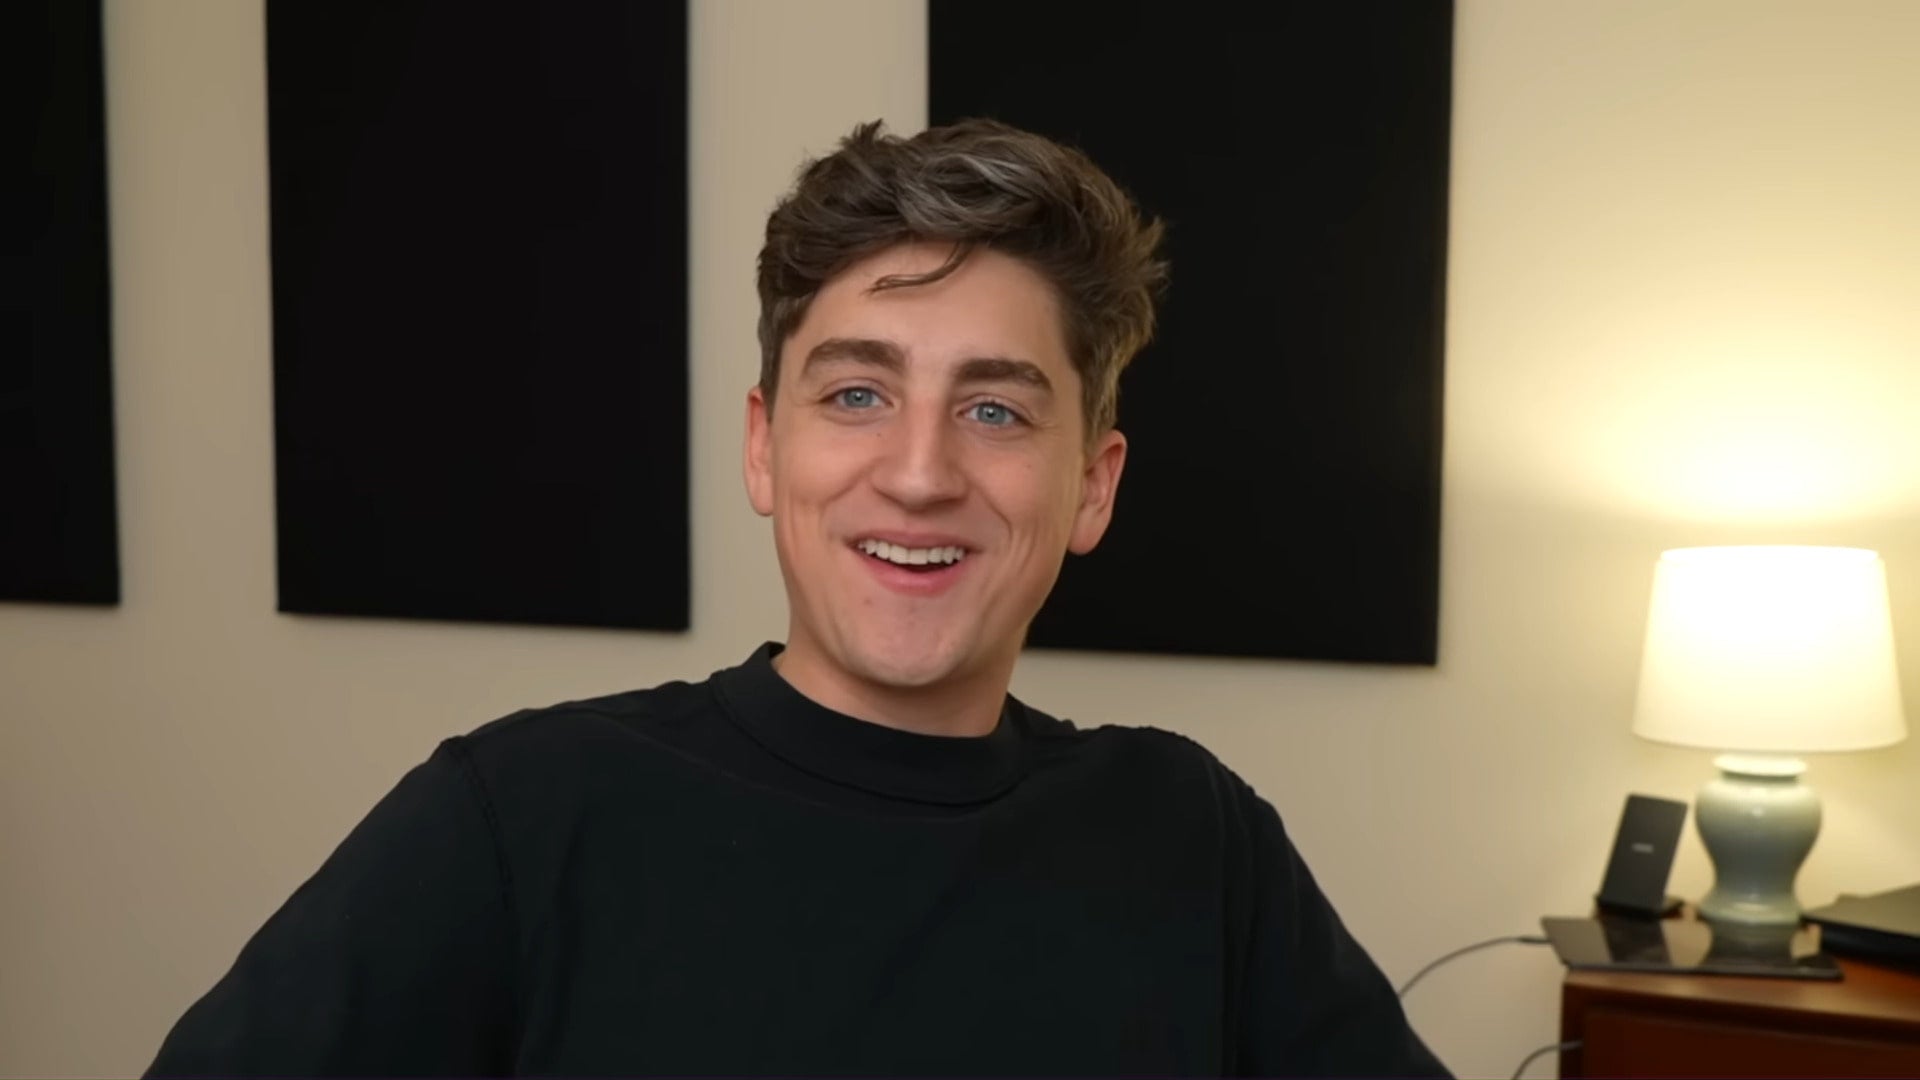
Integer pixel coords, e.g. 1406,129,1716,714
770,641,1011,738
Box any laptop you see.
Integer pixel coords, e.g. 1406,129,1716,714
1802,883,1920,966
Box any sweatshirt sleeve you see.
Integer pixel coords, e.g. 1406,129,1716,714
145,738,518,1077
1228,775,1451,1078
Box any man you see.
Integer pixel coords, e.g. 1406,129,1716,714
148,120,1447,1077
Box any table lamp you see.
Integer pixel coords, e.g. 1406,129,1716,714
1631,546,1908,927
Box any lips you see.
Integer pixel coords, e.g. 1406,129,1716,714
848,534,975,596
854,537,969,568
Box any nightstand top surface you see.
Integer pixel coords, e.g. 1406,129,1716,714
1565,953,1920,1027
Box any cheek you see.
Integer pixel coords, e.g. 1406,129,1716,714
772,429,870,514
982,457,1083,541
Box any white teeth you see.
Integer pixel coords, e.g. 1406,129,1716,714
857,539,968,566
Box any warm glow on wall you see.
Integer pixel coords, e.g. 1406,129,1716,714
1599,326,1918,521
1449,0,1920,527
1476,319,1920,523
1607,377,1916,523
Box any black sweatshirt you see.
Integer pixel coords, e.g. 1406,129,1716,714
148,644,1448,1077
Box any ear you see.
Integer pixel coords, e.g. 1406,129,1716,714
743,385,775,518
1067,428,1127,555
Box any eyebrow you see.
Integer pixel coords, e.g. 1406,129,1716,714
801,338,1054,397
801,337,905,376
954,356,1053,396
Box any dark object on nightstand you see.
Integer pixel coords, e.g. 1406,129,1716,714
1544,916,1841,980
1559,919,1920,1078
1594,794,1689,919
1803,883,1920,967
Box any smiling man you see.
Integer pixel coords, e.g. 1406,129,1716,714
748,237,1126,737
148,121,1447,1078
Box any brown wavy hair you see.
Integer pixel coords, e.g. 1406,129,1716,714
756,119,1168,437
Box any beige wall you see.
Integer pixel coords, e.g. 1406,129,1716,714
4,1,1917,1075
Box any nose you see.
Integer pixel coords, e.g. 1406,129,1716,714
869,401,967,510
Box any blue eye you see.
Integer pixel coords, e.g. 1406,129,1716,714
835,387,879,409
969,402,1019,426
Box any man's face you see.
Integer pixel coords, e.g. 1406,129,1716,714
745,243,1126,698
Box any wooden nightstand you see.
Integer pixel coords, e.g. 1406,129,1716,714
1559,951,1920,1077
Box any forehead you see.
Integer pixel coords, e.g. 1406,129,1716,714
782,243,1072,380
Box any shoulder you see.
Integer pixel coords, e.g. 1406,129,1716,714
461,675,708,747
1015,698,1251,801
440,674,720,801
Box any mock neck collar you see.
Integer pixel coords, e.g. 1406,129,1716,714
712,643,1030,807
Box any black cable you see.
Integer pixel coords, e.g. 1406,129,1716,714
1511,1038,1581,1079
1397,933,1550,998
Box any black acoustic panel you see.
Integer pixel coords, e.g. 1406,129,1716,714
269,2,689,630
932,1,1450,664
4,0,120,605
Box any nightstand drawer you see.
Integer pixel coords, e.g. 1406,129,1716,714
1577,1005,1920,1078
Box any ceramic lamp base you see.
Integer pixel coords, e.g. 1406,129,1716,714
1696,754,1821,927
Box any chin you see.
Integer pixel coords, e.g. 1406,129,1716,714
841,632,973,692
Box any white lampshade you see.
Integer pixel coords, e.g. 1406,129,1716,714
1632,546,1908,754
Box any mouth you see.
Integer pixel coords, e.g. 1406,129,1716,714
852,537,972,573
849,536,974,596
